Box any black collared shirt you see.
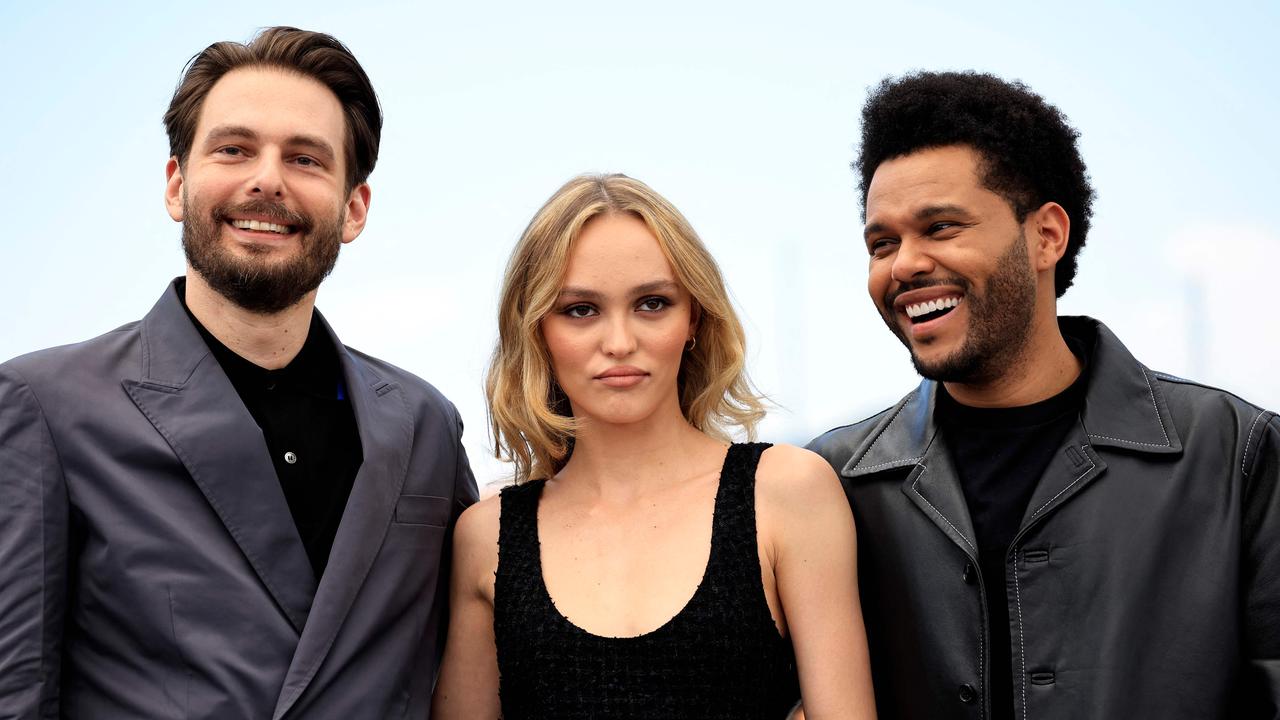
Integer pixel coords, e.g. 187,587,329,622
935,341,1089,720
178,281,363,581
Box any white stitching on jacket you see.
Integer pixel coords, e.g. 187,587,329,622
1029,449,1097,519
855,456,923,472
1242,410,1271,477
911,468,976,552
977,600,986,720
854,390,917,471
1088,369,1174,448
1085,434,1171,448
1143,368,1172,444
1085,370,1172,448
1014,554,1027,720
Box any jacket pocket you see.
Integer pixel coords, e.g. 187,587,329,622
393,494,451,528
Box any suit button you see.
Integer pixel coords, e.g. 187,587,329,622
959,683,977,704
963,562,976,584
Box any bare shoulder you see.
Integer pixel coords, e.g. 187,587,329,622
457,492,501,546
755,443,846,510
454,493,502,586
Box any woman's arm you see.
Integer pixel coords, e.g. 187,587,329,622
758,445,876,720
431,496,502,719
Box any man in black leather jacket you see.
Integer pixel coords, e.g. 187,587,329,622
808,71,1280,719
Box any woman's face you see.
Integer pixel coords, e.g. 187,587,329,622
541,212,695,428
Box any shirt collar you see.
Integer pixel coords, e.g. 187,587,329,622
176,278,342,400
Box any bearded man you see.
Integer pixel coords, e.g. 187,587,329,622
0,27,477,718
809,71,1280,719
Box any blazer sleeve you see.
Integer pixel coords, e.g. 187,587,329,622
451,408,479,521
0,365,68,718
428,405,479,672
1242,411,1280,718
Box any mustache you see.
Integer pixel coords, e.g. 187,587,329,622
884,276,971,308
212,199,313,233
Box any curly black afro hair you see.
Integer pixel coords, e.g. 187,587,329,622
856,71,1095,297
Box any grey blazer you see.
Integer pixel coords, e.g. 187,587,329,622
0,281,478,719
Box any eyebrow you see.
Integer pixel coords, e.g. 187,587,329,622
557,280,681,302
863,204,973,240
202,124,337,162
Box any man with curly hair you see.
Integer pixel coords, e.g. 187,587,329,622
809,71,1280,719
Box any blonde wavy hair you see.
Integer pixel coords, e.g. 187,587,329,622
486,173,765,484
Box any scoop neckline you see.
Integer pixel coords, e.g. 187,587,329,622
528,444,736,641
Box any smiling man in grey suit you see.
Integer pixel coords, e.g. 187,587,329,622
0,27,477,718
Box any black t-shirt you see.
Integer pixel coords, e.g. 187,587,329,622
178,281,363,581
935,347,1088,720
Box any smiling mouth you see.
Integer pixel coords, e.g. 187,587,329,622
228,218,296,235
904,296,962,324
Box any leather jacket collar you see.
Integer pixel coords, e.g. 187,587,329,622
839,316,1184,481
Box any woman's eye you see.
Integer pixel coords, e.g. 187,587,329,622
563,304,597,319
637,297,668,312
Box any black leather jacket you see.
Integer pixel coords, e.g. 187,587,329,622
808,317,1280,719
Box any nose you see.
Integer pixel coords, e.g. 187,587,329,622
601,314,638,358
890,237,935,283
247,152,286,199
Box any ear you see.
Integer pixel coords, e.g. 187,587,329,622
165,157,184,222
1028,201,1070,273
687,300,702,342
342,182,372,244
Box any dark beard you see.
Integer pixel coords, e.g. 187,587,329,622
182,196,343,315
882,231,1037,384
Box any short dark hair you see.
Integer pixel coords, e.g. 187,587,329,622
856,71,1095,297
163,26,382,192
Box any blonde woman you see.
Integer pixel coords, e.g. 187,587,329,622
433,175,875,719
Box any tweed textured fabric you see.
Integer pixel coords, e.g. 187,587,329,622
494,442,801,719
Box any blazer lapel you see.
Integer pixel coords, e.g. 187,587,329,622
122,284,316,633
274,315,413,719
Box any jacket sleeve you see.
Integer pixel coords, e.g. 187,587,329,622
1241,411,1280,718
432,405,478,668
450,408,480,521
0,365,68,717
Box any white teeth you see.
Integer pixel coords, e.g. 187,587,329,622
905,296,961,319
231,219,292,234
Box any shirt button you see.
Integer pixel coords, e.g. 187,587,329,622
284,451,298,464
958,683,977,704
963,562,976,584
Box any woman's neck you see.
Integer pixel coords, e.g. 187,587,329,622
555,407,727,503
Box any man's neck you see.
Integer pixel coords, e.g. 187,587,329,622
943,316,1083,409
184,270,316,370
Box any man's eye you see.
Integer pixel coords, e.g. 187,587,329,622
217,146,243,157
927,222,959,234
563,304,597,319
869,238,897,256
637,297,669,312
295,155,319,167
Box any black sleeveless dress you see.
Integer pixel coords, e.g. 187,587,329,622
493,442,801,719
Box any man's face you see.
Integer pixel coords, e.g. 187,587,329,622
164,67,369,314
863,145,1038,385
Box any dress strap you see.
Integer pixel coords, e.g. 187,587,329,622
495,480,548,626
705,442,773,586
498,479,544,550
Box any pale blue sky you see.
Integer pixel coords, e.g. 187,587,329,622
2,1,1277,485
